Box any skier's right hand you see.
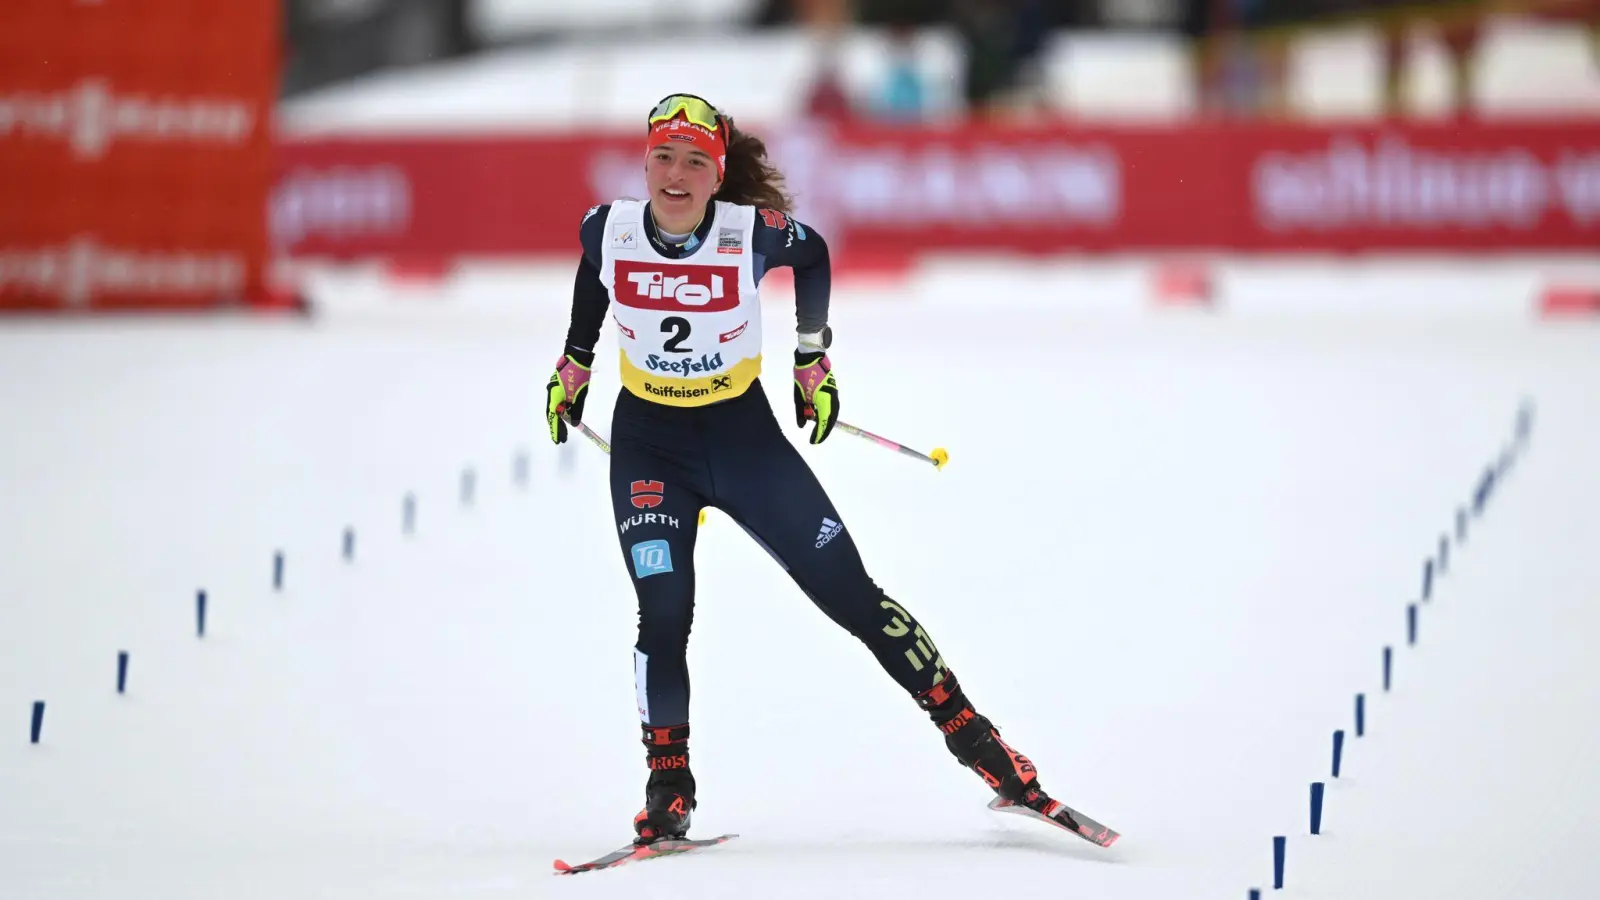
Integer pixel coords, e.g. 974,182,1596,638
546,348,593,444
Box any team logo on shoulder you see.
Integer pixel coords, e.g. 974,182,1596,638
630,479,665,509
759,209,788,230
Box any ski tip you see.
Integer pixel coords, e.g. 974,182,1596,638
552,859,574,873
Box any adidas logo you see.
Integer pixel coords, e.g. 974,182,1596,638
815,516,843,549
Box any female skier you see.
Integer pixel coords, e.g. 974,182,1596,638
545,94,1064,845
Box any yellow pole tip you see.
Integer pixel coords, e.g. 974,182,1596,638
931,448,949,469
698,509,708,526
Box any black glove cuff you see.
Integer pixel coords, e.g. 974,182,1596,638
564,343,597,369
794,349,826,367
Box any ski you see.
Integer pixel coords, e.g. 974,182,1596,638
552,833,738,875
988,796,1120,848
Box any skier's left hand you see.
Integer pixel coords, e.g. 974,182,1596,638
793,349,838,444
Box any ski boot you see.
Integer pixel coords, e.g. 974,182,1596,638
918,673,1054,812
633,723,696,845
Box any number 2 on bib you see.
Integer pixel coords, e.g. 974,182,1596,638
661,317,691,353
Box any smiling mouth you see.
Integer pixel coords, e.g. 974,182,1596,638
662,189,690,200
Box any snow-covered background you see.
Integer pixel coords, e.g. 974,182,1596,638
4,261,1599,898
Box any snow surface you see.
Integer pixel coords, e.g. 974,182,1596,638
3,262,1600,899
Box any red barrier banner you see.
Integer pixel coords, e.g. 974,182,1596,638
0,0,279,312
273,119,1600,263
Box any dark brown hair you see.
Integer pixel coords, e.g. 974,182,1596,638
713,122,794,212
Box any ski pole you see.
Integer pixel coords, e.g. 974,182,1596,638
560,412,611,455
813,415,948,470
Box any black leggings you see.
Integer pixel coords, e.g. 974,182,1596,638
608,380,949,727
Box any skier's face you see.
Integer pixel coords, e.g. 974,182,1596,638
646,144,721,231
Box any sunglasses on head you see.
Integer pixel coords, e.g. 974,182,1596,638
648,94,731,138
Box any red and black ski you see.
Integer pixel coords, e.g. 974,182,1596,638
552,793,1114,874
988,796,1120,848
552,834,738,875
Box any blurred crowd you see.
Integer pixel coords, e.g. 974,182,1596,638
283,0,1600,119
764,0,1599,120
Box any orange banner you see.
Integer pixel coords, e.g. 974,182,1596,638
0,0,278,312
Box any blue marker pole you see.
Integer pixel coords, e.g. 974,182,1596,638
117,651,129,694
1332,729,1345,777
273,551,284,591
1423,559,1434,601
1273,836,1286,889
1457,507,1468,542
1356,693,1365,737
30,701,44,744
196,589,207,638
1474,466,1495,515
403,493,417,535
1439,534,1449,574
461,468,476,507
1310,782,1325,835
343,527,355,561
1383,646,1393,691
1249,891,1261,900
1408,605,1418,646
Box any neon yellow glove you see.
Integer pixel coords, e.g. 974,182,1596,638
793,350,838,444
546,351,592,444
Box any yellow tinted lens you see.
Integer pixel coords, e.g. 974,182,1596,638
649,96,721,133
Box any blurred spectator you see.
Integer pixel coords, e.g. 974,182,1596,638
283,0,471,97
795,0,853,30
876,24,928,120
802,37,857,122
1375,1,1484,117
951,0,1049,118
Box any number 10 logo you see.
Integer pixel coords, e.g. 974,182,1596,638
631,539,674,579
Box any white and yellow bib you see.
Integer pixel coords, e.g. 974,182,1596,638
599,199,763,407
